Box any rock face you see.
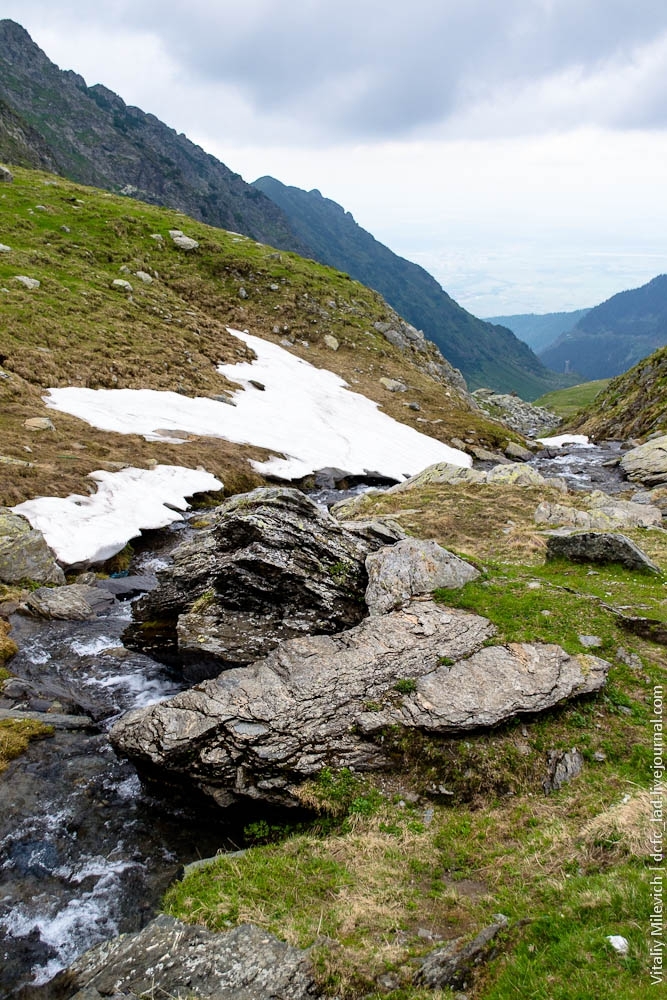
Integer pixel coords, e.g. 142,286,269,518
111,601,609,807
365,538,479,615
414,918,508,990
124,487,401,675
620,436,667,485
65,915,321,1000
546,532,661,574
0,508,65,585
535,492,662,530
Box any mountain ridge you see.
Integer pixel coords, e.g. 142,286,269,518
253,176,574,399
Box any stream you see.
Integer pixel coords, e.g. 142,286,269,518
0,441,630,997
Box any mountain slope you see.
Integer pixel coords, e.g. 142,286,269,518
540,274,667,379
0,20,306,253
569,344,667,440
485,309,590,353
253,176,574,400
0,166,520,507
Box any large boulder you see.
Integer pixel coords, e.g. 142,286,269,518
64,915,320,1000
111,601,609,807
0,508,65,585
535,492,662,530
620,436,667,485
365,538,479,615
123,487,402,676
546,531,661,574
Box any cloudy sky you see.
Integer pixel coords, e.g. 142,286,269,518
4,1,667,315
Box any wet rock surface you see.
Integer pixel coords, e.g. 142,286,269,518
21,584,117,621
64,915,321,1000
111,601,609,807
124,487,399,673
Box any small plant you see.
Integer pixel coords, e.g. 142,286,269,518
394,678,417,694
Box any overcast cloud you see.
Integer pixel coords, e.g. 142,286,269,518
3,1,667,312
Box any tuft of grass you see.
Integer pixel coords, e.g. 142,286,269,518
0,718,54,773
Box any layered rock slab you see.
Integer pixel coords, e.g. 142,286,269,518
65,915,321,1000
0,508,64,585
123,487,402,674
365,538,480,615
111,602,609,807
620,435,667,485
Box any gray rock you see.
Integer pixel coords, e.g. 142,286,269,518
22,584,116,620
0,244,11,253
66,915,320,999
169,229,200,251
14,275,40,289
96,575,156,598
123,487,393,673
111,278,133,292
469,446,511,464
111,601,608,806
0,165,13,183
365,538,479,615
134,270,153,283
379,376,407,392
323,334,339,350
486,463,547,486
414,918,508,989
0,708,96,730
620,436,667,485
0,508,65,585
535,492,662,530
23,416,55,432
542,748,584,794
546,531,661,574
383,462,487,495
504,441,533,462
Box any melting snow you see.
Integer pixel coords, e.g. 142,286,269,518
42,328,471,482
13,465,222,566
536,434,592,447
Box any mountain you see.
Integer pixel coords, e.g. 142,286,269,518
540,274,667,379
253,177,573,400
0,20,306,253
484,309,590,354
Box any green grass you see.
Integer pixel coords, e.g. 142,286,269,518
534,379,611,419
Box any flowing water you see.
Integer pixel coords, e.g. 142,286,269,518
0,444,631,996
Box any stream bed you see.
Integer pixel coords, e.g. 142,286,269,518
0,442,631,997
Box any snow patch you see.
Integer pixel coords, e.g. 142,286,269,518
42,328,471,482
13,465,222,567
536,434,592,447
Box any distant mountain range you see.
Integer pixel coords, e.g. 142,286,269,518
253,178,573,399
0,18,572,399
539,274,667,380
484,309,590,354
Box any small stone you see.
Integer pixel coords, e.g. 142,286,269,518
170,232,199,251
527,581,541,589
60,225,71,233
111,279,133,292
616,647,643,671
135,270,153,283
238,286,248,299
0,244,11,253
150,233,164,242
606,935,629,955
379,376,407,392
593,751,607,762
323,334,339,351
0,165,13,183
24,417,54,432
270,283,279,291
578,634,602,648
542,748,584,794
249,379,265,391
408,402,421,411
14,276,40,290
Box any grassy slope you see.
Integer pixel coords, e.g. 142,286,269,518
569,346,667,440
533,379,611,421
0,167,517,507
165,479,664,999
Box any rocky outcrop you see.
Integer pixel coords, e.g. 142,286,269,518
111,601,609,807
535,492,662,530
546,532,661,574
414,917,508,990
472,389,561,436
64,915,321,1000
365,539,479,615
0,508,65,585
620,435,667,485
123,487,402,675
